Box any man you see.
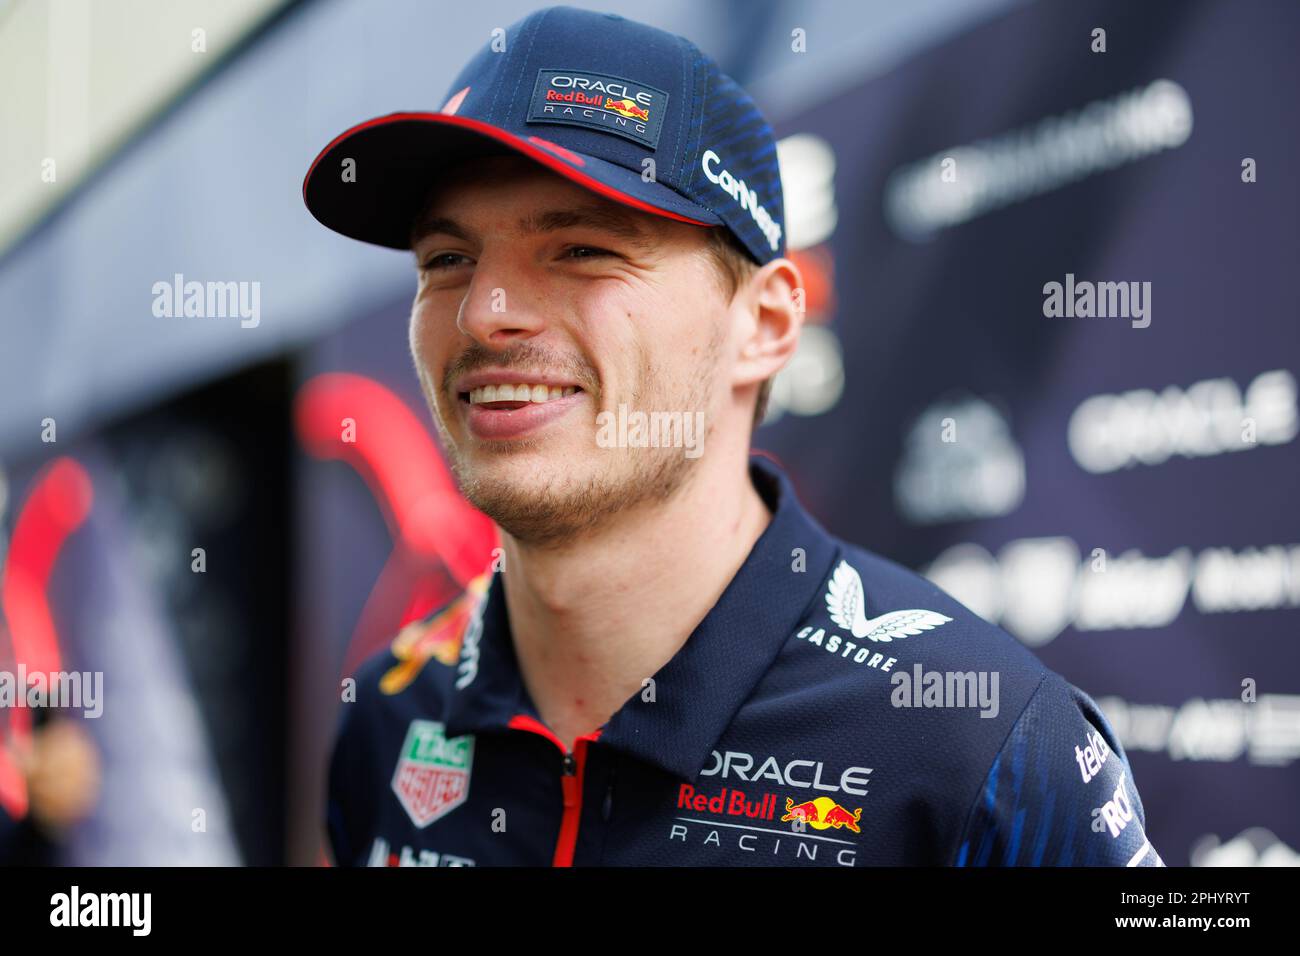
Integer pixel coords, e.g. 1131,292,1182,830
304,6,1162,867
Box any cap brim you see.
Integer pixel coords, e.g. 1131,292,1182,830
303,112,723,250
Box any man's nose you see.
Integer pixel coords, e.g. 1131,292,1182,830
455,254,547,347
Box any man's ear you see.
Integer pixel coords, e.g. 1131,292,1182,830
733,256,805,389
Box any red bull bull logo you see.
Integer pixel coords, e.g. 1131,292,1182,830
780,796,862,834
380,572,490,695
604,97,650,121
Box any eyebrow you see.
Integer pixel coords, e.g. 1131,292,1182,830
409,204,657,253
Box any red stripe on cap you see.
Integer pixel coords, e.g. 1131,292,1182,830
302,112,717,231
526,135,586,166
440,86,470,115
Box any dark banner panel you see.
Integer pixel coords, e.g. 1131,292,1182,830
760,0,1299,865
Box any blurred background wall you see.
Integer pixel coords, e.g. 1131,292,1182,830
0,0,1296,865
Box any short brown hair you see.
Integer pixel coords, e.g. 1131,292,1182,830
703,227,772,429
704,225,759,300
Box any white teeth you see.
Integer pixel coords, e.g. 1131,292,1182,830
467,383,581,405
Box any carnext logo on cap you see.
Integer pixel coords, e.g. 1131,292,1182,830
527,70,668,150
702,149,783,253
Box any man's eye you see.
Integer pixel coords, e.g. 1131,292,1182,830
420,252,470,271
563,245,613,260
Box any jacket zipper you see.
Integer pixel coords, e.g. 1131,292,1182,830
507,714,601,866
553,740,590,867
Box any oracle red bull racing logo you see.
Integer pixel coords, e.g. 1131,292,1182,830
391,720,473,828
528,69,668,149
669,750,869,865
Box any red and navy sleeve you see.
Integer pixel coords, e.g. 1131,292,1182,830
953,673,1164,867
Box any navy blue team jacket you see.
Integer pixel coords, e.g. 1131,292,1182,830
327,454,1164,867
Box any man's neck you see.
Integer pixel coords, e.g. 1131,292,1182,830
499,453,772,750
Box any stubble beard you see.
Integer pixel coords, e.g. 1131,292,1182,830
425,334,722,550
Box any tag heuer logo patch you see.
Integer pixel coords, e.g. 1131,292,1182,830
391,720,473,828
526,69,668,149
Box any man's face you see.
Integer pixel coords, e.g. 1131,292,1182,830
409,155,733,546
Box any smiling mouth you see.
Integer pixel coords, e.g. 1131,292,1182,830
460,383,582,410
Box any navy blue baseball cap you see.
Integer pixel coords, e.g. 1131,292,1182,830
302,5,785,266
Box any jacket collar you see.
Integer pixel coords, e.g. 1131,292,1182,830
442,452,840,781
